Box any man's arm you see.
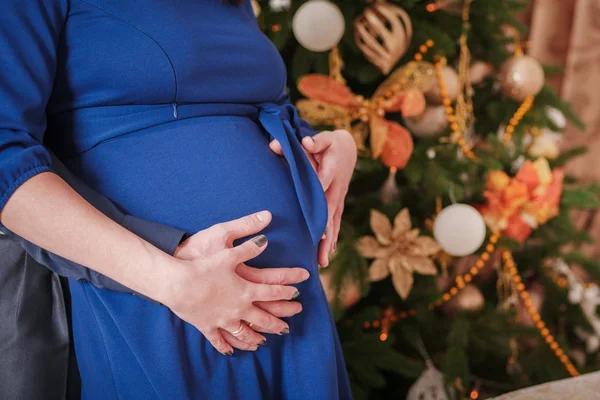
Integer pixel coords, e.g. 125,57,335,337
1,152,187,295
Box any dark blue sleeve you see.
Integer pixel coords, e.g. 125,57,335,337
0,0,66,213
0,1,186,296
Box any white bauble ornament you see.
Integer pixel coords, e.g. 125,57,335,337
404,105,448,139
499,55,545,101
545,106,567,130
269,0,291,12
292,0,345,52
426,66,460,104
433,204,486,257
407,364,450,400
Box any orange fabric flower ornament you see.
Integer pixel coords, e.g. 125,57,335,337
480,158,564,243
295,62,435,166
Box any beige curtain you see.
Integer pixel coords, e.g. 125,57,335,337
525,0,600,258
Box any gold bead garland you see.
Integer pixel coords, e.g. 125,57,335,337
348,40,435,123
434,0,478,162
364,232,501,335
434,56,478,161
363,244,581,377
502,251,580,377
503,96,534,143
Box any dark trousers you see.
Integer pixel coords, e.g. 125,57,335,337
0,235,80,399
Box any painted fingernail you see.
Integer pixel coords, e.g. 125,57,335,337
256,211,269,221
225,351,233,356
280,327,290,335
292,290,300,299
252,234,268,247
258,340,266,346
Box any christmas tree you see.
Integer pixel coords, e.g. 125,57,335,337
254,0,600,398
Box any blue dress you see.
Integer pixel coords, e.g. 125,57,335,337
0,0,352,398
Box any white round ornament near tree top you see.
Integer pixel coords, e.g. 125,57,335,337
433,204,486,256
292,0,345,52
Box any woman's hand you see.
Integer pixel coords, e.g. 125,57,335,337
163,211,309,356
270,130,357,267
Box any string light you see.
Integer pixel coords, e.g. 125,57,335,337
502,251,580,377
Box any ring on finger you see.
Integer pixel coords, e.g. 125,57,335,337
230,321,245,336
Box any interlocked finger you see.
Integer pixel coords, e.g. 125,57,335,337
236,264,310,285
244,306,289,335
223,320,265,347
220,327,262,351
251,282,299,302
204,329,233,356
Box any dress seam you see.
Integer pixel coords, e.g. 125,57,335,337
74,0,178,103
63,115,250,160
81,284,121,399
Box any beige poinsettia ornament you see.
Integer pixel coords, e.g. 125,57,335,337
357,209,441,299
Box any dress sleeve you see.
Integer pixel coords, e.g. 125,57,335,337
0,0,68,212
0,1,185,298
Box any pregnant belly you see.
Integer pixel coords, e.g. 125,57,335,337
65,116,321,267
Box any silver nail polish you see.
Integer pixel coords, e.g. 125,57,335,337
252,234,268,247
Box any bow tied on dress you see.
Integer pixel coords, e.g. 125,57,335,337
257,102,328,245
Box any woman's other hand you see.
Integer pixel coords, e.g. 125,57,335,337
164,211,309,356
270,130,357,267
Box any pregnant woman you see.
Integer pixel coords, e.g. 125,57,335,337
0,0,356,398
